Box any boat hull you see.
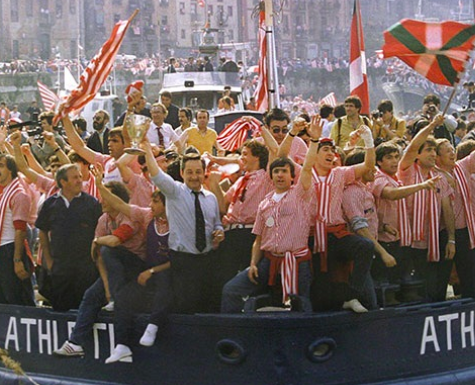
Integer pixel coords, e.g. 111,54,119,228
1,300,475,384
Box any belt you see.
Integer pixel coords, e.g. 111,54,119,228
224,223,254,231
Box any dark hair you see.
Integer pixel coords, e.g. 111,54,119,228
179,107,192,121
104,181,130,203
376,141,401,163
161,90,172,99
195,109,209,119
68,150,90,165
298,113,311,123
333,103,346,118
435,138,452,155
456,119,467,131
269,157,295,179
0,154,18,179
151,189,166,205
167,159,183,182
264,108,290,126
418,136,437,154
242,139,269,169
72,117,87,132
181,153,206,171
344,95,362,110
320,104,334,119
377,99,394,114
467,121,475,132
345,147,366,166
423,93,440,106
55,164,79,189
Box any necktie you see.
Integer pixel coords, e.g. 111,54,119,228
192,191,206,252
157,126,164,148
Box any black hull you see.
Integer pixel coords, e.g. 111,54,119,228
1,300,475,385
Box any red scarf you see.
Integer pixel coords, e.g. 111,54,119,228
313,169,334,262
413,164,439,261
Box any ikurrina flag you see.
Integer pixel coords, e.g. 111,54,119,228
350,0,370,115
382,19,475,86
53,10,138,124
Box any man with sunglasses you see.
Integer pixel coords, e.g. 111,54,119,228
257,108,308,164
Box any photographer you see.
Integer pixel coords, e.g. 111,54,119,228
372,99,406,141
29,111,69,168
418,94,457,147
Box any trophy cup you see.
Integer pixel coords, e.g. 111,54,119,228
124,114,151,155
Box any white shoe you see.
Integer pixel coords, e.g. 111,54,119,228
53,341,84,357
105,344,133,364
103,301,114,312
139,324,158,347
342,299,368,313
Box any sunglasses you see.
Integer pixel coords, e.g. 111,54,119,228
272,127,289,134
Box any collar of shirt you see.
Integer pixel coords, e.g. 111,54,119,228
58,191,82,208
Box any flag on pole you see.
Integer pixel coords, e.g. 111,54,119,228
319,92,337,107
253,4,268,113
54,10,138,124
217,117,262,151
381,19,475,86
37,81,60,111
350,0,370,115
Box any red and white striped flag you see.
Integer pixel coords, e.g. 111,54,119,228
319,92,337,107
253,5,268,113
37,81,60,111
217,117,262,151
350,0,370,115
54,10,137,124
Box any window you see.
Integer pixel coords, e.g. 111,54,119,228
161,15,168,25
70,0,76,14
114,14,120,23
26,0,33,17
12,41,19,59
70,40,76,58
11,0,19,22
217,5,223,14
181,29,186,39
179,2,185,14
229,30,234,40
208,5,213,15
227,6,233,16
56,0,62,18
191,4,197,14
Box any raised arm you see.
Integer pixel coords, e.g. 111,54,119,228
380,175,441,200
300,115,323,191
61,115,97,164
399,115,444,171
43,131,70,165
208,170,229,215
277,118,309,158
11,132,41,183
353,125,376,180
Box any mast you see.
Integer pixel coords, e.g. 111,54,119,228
264,0,280,109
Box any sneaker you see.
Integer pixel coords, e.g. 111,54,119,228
53,341,85,357
105,344,133,364
342,299,368,313
103,301,115,312
139,324,158,347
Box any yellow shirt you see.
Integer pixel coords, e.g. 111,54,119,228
186,127,218,155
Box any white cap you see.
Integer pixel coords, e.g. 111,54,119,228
444,114,457,133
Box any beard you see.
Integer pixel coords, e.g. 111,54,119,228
93,121,105,131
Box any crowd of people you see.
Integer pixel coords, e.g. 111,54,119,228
0,82,475,365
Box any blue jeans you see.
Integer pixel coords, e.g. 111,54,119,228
221,257,312,313
69,278,107,346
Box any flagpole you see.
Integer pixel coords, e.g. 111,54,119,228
264,0,280,109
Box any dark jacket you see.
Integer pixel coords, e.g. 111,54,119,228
87,128,110,154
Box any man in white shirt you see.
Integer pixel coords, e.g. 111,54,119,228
146,103,183,153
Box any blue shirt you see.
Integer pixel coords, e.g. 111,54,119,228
151,171,222,254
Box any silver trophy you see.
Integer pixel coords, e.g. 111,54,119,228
124,114,151,155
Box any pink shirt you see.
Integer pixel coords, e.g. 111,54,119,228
372,171,402,243
313,166,356,226
0,185,31,245
126,173,155,208
256,136,308,164
129,205,153,232
253,180,313,253
343,181,378,238
35,174,57,196
224,169,273,225
95,211,146,260
398,163,452,249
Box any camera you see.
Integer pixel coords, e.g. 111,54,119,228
427,105,437,114
371,110,382,119
27,127,43,137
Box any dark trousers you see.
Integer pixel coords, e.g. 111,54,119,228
327,233,377,309
115,270,172,346
410,230,453,302
215,228,255,301
0,242,35,306
169,250,216,314
453,227,475,299
372,242,411,284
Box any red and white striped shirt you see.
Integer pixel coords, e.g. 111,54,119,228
452,152,475,231
126,172,155,208
256,136,308,164
342,181,378,238
253,179,313,253
224,169,273,225
398,163,452,251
